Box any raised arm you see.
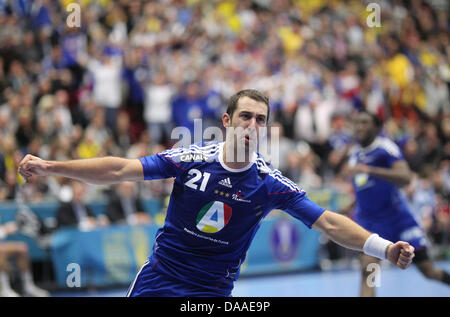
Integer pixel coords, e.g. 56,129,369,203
349,160,412,187
18,154,143,185
312,210,415,269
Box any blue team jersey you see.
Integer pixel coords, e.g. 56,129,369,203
349,136,427,249
132,141,325,296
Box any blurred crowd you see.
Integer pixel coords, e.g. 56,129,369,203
0,0,449,253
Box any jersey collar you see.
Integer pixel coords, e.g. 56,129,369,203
218,142,257,173
360,136,381,153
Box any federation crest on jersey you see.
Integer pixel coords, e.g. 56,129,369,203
196,201,232,233
232,190,251,203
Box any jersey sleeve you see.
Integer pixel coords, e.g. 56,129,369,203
266,170,326,228
139,148,188,180
380,138,404,167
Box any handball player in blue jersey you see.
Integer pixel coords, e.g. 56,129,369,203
19,90,415,297
347,111,450,296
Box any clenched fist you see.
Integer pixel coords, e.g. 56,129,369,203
386,241,415,269
18,154,49,181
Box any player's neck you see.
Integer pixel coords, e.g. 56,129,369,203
222,141,254,170
361,135,377,148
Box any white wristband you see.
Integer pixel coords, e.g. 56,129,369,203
0,228,6,240
363,234,393,260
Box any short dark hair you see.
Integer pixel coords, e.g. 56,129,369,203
226,89,270,122
358,110,382,129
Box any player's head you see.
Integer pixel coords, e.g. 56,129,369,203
222,89,270,152
354,110,382,146
225,89,270,124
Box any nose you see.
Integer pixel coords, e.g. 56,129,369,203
247,117,257,129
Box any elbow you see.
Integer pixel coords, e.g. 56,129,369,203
398,174,413,187
313,211,341,237
400,180,411,187
85,171,122,186
322,222,340,238
101,171,123,185
110,170,123,184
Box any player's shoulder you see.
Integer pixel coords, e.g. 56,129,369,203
373,136,402,158
158,141,221,163
255,153,304,193
254,152,274,174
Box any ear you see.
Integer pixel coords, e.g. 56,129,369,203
222,113,231,128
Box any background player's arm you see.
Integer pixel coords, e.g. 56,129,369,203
18,154,143,185
312,210,414,269
350,160,412,187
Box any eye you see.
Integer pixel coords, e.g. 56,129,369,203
257,116,266,124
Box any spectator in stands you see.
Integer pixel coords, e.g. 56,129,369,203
143,72,175,145
52,89,74,137
15,107,34,153
105,181,151,226
0,221,49,297
84,107,112,150
112,110,132,157
82,50,124,130
0,170,17,201
55,181,102,231
0,105,14,142
171,81,205,135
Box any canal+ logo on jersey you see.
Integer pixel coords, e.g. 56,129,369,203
196,201,232,233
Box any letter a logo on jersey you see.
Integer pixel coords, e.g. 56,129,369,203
196,201,232,233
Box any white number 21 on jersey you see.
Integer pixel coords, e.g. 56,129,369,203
185,169,211,192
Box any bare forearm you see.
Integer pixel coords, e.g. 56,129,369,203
313,211,414,268
366,165,411,187
313,211,371,251
47,157,137,185
19,154,144,185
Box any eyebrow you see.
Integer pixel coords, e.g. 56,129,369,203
357,116,372,122
239,111,267,118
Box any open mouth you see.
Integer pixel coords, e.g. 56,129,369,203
244,134,256,146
